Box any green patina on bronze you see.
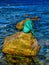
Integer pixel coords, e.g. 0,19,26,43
23,19,35,36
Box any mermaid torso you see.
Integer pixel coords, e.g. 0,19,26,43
23,19,34,35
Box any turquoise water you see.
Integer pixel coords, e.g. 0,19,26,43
0,5,49,65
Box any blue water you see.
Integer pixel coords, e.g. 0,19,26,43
0,4,49,64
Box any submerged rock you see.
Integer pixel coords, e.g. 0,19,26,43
2,32,40,64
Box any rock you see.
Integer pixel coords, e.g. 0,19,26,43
0,58,7,65
39,60,45,65
45,54,49,61
45,62,49,65
2,32,40,63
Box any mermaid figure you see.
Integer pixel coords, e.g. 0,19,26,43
16,16,39,37
23,18,35,36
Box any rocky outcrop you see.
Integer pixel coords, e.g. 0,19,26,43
2,32,40,64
